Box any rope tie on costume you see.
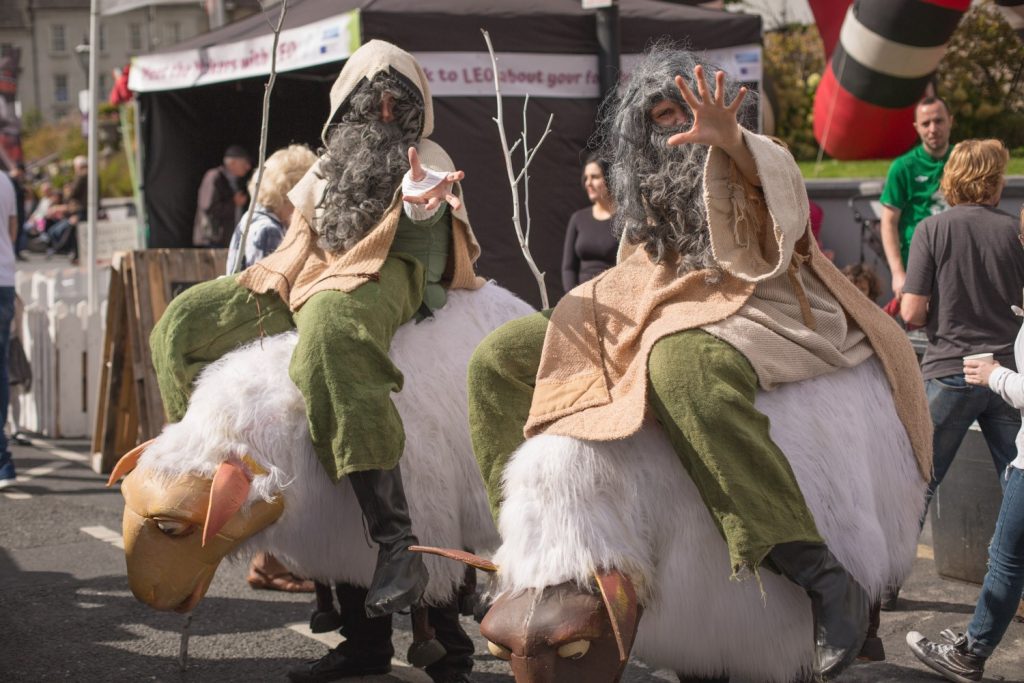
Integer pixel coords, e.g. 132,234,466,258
728,180,750,248
787,250,816,331
353,272,382,282
253,294,267,348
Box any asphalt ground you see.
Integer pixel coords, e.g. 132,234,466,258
1,437,1021,683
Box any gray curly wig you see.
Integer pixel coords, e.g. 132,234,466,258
600,43,753,277
317,71,424,252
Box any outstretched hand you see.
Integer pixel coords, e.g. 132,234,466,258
404,146,465,212
666,65,747,150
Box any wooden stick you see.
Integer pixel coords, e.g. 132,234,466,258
178,612,192,670
232,0,289,275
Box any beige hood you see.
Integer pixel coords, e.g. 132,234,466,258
240,41,484,308
320,39,434,144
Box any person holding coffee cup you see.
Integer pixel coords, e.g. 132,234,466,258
890,140,1024,613
906,297,1024,682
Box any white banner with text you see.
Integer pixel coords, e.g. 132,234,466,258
129,10,360,92
415,45,762,98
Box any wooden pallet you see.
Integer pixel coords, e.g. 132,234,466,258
92,249,227,473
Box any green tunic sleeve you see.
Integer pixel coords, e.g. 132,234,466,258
389,206,451,318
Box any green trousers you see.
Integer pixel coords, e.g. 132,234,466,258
150,255,426,481
467,315,822,572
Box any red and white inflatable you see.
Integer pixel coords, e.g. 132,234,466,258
810,0,970,160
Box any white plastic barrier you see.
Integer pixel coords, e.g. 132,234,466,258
15,266,109,438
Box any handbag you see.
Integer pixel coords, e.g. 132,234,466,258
8,336,31,391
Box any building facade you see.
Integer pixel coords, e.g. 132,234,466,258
0,1,261,123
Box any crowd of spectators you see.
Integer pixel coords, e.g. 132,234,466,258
4,155,91,265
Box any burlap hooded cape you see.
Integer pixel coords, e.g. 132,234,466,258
239,40,485,309
526,131,932,481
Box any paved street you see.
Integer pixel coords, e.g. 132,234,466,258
1,437,1021,682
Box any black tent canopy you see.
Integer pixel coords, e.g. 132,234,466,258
132,0,761,306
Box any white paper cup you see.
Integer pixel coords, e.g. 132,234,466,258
964,352,995,363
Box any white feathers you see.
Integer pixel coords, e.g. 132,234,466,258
136,282,532,605
494,357,926,682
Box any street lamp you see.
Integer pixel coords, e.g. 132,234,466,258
74,40,90,73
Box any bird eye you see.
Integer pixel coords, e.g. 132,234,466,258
487,641,512,660
153,518,195,538
557,639,591,660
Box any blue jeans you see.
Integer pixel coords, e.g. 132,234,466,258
966,466,1024,657
0,287,14,473
925,374,1021,507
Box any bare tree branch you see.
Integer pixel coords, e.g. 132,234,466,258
482,29,551,308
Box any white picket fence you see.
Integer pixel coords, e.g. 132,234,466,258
14,199,140,440
16,266,108,439
17,266,108,438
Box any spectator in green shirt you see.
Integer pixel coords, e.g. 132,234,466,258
880,96,954,299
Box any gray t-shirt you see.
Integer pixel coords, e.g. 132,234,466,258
904,204,1024,380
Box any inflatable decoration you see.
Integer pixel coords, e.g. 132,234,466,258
811,0,970,160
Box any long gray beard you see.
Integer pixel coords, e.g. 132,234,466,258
623,129,717,277
316,118,412,253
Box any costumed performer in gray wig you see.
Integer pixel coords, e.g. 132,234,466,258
467,44,933,679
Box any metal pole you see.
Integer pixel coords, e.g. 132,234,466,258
595,1,620,101
86,0,99,314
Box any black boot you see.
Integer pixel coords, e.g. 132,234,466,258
309,581,344,634
857,600,885,662
425,597,475,683
288,584,394,682
348,465,428,617
767,541,869,680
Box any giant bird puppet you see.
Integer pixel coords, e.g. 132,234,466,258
109,291,927,682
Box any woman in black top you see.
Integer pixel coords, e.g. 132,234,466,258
561,153,618,292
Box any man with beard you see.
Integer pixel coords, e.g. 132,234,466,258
467,45,932,679
150,41,483,683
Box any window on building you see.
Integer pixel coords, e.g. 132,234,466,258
99,25,107,53
166,22,181,45
52,25,67,53
54,74,68,103
129,23,142,51
99,73,109,95
0,44,13,58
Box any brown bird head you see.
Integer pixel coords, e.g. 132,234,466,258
412,546,641,683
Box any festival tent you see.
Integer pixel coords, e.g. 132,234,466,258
130,0,761,306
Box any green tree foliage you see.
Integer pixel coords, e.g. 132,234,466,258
936,2,1024,150
22,116,132,197
22,117,86,165
99,151,134,197
762,25,825,161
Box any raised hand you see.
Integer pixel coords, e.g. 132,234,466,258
404,146,465,212
666,65,747,150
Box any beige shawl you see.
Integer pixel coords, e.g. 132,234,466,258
239,140,485,310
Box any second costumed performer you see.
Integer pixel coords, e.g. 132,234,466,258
151,40,485,683
468,45,932,680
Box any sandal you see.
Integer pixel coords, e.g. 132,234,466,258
247,566,315,592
